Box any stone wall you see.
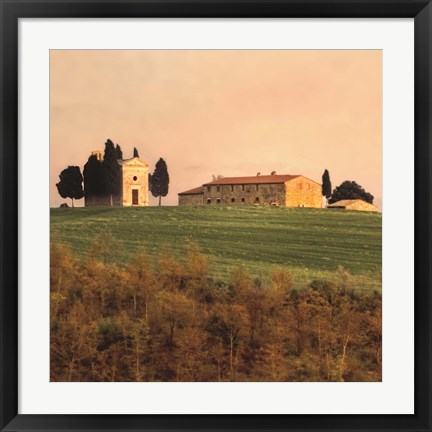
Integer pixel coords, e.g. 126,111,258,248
202,183,286,205
179,194,204,206
84,193,122,207
285,176,322,208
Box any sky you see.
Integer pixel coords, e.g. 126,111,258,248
50,50,382,209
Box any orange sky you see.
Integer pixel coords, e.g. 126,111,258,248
50,50,382,209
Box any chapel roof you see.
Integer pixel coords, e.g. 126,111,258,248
117,157,149,167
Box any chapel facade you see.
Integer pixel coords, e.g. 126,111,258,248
84,150,149,207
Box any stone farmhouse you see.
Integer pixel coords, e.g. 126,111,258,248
178,173,322,207
84,150,149,207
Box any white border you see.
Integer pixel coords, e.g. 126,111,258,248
19,18,414,414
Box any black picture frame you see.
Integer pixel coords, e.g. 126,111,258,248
1,1,431,431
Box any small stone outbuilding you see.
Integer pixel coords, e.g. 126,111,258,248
328,199,377,212
178,173,322,208
178,186,205,206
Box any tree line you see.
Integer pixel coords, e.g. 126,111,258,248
56,139,169,206
51,238,381,382
321,169,374,204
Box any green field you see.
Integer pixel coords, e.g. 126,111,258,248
51,205,382,290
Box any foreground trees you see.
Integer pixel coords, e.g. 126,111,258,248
50,241,382,382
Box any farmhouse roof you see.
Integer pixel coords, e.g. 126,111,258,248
178,186,204,195
203,174,300,186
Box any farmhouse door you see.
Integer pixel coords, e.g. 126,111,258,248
132,189,139,205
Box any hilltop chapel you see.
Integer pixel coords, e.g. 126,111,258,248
84,149,149,207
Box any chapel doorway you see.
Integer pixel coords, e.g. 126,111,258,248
132,189,139,205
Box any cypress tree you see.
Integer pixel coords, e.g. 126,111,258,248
322,169,332,199
115,144,123,160
150,158,169,206
133,147,139,158
103,139,121,206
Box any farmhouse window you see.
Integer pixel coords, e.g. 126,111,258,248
298,183,302,190
241,198,245,202
217,198,221,204
231,197,235,203
207,198,211,204
217,186,220,192
207,186,210,192
231,185,234,192
255,197,259,203
241,185,245,191
256,184,259,191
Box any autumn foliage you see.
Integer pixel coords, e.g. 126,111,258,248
50,240,381,382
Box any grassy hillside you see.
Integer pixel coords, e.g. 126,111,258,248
50,205,382,290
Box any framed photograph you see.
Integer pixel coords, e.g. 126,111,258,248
1,0,431,431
